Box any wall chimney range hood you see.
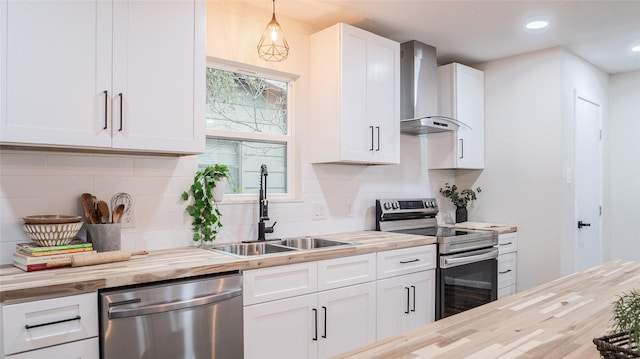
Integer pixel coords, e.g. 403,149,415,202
400,40,469,135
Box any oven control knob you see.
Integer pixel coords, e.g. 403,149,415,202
392,201,399,209
383,202,392,210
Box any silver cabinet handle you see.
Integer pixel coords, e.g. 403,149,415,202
459,138,464,159
441,248,498,269
108,288,242,319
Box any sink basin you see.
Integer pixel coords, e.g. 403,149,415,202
276,237,353,250
209,242,296,257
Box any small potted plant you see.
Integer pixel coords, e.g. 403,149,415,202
594,290,640,357
439,183,481,223
181,164,230,243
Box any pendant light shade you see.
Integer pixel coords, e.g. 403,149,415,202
258,0,289,62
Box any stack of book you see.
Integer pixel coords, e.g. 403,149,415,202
13,240,95,272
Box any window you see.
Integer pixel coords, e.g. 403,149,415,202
201,60,296,198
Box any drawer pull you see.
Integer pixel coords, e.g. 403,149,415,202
25,315,81,330
400,259,420,264
499,269,512,274
499,242,513,246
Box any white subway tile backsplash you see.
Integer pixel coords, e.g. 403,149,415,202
0,143,441,265
0,151,47,175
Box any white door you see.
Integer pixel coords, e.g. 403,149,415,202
243,293,317,359
376,275,409,340
317,282,376,359
575,91,603,271
404,270,435,332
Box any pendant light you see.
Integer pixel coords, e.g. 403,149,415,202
257,0,289,62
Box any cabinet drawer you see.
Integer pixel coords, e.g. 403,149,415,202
244,262,318,305
377,245,436,279
498,252,517,289
6,337,98,359
498,232,518,254
2,292,98,355
498,285,516,300
318,253,376,291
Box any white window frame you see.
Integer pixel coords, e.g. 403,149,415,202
205,57,299,202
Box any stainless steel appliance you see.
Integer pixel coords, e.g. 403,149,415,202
400,40,469,135
99,272,243,359
376,198,498,320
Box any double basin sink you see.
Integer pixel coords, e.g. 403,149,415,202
209,237,354,257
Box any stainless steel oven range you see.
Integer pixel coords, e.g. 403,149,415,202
376,198,498,320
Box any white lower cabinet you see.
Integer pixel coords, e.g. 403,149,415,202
497,232,518,299
243,254,377,359
376,245,436,340
377,270,435,340
1,292,98,359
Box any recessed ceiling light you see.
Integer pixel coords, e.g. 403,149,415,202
526,20,549,30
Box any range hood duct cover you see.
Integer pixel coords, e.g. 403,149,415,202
400,40,469,135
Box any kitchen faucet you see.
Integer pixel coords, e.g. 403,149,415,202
257,164,276,241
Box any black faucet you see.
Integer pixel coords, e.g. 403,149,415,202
257,164,276,241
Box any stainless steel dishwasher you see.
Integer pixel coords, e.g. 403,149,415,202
99,272,243,359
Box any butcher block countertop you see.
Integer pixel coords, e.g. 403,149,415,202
0,231,436,303
337,259,640,359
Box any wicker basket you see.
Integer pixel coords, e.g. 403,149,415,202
22,222,83,247
593,332,640,358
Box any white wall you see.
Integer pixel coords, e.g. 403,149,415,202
469,47,609,291
471,48,565,291
0,2,444,265
606,70,640,261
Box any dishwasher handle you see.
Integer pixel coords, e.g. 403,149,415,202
108,288,242,319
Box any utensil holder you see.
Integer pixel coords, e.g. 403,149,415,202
86,223,121,252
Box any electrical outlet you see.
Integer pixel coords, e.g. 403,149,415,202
345,201,352,217
312,203,325,220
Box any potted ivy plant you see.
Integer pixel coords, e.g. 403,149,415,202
439,183,481,223
181,164,230,243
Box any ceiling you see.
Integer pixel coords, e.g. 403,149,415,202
247,0,640,74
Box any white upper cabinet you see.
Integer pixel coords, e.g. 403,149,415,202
428,63,485,169
0,0,204,154
310,23,400,165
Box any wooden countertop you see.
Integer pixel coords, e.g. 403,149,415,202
0,231,436,303
442,222,518,234
337,259,640,359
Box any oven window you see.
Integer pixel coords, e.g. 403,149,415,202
440,259,497,318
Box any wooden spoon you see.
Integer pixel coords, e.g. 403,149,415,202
81,193,96,224
97,200,110,224
112,204,125,224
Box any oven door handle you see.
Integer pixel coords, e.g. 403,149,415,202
440,248,498,269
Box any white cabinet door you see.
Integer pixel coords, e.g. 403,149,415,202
376,270,435,340
367,33,400,164
111,0,204,153
340,27,370,163
317,282,376,359
429,63,485,169
310,23,399,165
0,0,204,154
498,252,517,290
0,0,112,148
244,293,317,359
